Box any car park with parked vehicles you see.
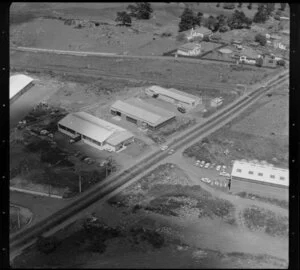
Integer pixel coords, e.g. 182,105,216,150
204,163,210,169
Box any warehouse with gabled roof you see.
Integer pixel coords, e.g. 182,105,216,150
110,98,176,130
145,85,202,107
10,74,34,103
58,112,134,152
230,160,289,199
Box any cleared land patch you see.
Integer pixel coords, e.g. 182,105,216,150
243,206,288,238
108,163,236,225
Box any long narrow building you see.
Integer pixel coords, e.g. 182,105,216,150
145,85,202,107
230,160,289,200
110,98,176,130
10,74,34,104
58,112,134,152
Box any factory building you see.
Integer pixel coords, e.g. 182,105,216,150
10,74,34,104
145,85,202,108
58,112,134,152
110,98,176,130
230,160,289,200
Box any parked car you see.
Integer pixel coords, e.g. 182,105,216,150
40,130,49,136
204,163,210,169
210,163,216,169
168,149,175,155
160,145,169,151
222,165,227,170
201,161,206,165
219,171,230,177
177,106,186,113
216,165,221,171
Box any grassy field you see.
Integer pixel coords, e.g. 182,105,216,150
236,192,288,209
11,160,288,268
183,82,289,168
108,163,236,225
243,206,288,238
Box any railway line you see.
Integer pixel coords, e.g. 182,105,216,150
9,65,288,254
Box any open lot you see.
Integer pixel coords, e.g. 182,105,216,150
184,80,289,169
11,49,280,89
12,163,288,268
9,103,115,198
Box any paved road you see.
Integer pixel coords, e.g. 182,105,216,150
9,67,288,259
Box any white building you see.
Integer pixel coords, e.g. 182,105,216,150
184,26,213,41
177,42,202,56
58,112,134,152
231,160,289,187
111,98,176,130
145,85,202,108
10,74,34,103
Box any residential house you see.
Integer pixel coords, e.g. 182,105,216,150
238,47,260,65
273,40,287,50
177,42,202,56
183,26,213,41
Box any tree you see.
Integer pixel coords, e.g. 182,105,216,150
280,3,287,11
127,2,153,20
216,3,220,7
256,57,263,67
238,3,243,8
36,236,59,254
178,7,195,32
255,33,267,46
266,3,275,16
115,11,132,26
216,14,228,32
194,12,203,26
228,10,252,30
206,15,218,31
253,4,269,23
223,3,235,9
247,3,252,10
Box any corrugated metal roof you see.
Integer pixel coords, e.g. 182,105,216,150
231,161,289,187
10,74,34,99
58,112,133,144
111,99,175,127
148,85,200,105
178,42,201,52
106,130,134,146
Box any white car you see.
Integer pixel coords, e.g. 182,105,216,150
168,149,175,155
201,160,206,165
222,165,227,170
160,145,169,151
204,163,210,169
199,163,204,168
216,165,221,171
219,171,230,177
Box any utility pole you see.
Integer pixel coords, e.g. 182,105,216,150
79,173,82,193
17,207,21,229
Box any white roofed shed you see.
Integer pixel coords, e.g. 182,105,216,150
231,160,289,187
10,74,34,100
